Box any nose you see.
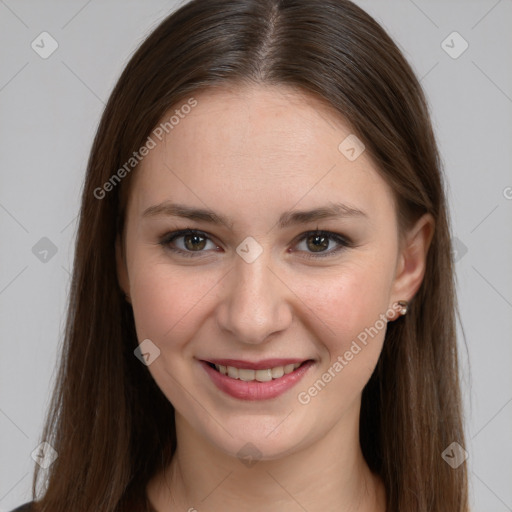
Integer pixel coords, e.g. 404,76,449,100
215,250,293,345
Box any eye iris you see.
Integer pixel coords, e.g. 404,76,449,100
307,234,329,252
184,234,206,251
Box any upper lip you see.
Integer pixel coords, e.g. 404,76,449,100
201,358,311,370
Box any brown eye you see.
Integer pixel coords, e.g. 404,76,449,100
183,233,207,251
294,230,351,259
159,229,218,257
305,233,330,252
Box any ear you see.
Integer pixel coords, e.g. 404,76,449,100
115,233,131,303
390,212,435,310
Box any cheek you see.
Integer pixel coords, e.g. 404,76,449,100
128,252,218,345
300,260,393,341
294,257,394,394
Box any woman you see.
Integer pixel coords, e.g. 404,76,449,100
12,0,469,510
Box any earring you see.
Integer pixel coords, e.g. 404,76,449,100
397,300,408,316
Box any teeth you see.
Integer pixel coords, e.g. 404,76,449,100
214,362,302,381
271,366,284,378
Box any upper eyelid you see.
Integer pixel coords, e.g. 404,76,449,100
163,228,346,242
161,228,350,252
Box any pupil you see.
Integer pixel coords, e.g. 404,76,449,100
308,234,328,252
185,234,206,251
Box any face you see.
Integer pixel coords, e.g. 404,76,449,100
117,84,428,461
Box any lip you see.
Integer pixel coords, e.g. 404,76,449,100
203,358,308,370
199,359,314,401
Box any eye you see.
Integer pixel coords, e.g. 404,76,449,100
293,230,351,259
159,229,220,258
159,228,352,259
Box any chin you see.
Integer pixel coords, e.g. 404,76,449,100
192,411,315,463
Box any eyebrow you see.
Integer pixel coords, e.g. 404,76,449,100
142,201,367,229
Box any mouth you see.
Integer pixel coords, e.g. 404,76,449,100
203,360,312,382
199,358,315,400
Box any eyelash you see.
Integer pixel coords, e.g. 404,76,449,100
158,228,352,259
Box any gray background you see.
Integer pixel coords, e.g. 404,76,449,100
0,0,511,510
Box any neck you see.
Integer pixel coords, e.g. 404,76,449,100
147,404,386,512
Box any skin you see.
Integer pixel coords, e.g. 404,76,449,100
116,84,434,512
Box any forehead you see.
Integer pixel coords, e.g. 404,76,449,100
129,84,396,226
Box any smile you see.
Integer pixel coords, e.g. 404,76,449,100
199,358,314,400
211,362,302,381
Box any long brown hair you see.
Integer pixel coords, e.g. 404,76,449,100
32,0,469,510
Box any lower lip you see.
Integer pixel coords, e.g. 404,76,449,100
200,360,314,401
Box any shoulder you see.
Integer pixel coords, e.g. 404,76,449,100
9,502,35,512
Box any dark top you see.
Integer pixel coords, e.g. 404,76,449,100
10,503,33,512
9,499,156,511
9,494,156,511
